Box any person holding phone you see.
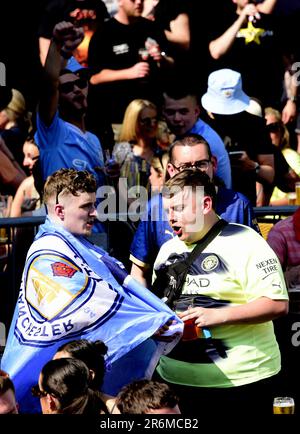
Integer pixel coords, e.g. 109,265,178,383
201,69,274,206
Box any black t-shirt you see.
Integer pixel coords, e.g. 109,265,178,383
206,112,274,205
88,17,169,123
207,10,284,108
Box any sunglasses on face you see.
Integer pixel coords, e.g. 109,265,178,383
59,78,87,94
171,159,211,172
139,116,158,126
266,122,282,133
31,384,48,398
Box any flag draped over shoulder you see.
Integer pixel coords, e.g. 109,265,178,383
1,217,182,413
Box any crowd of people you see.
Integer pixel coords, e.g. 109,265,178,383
1,0,300,416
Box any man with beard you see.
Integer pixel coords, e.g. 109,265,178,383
34,21,104,188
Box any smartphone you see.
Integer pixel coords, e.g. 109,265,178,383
228,151,244,158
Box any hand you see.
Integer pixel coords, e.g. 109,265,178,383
229,150,254,171
241,4,260,21
282,100,297,124
104,160,120,178
145,37,162,62
130,62,150,79
53,21,84,58
152,320,181,342
178,307,227,327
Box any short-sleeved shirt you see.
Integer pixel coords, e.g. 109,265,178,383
153,223,288,388
35,111,104,186
130,186,260,268
189,118,232,189
88,17,169,123
267,213,300,271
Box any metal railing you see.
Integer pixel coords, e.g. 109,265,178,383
0,206,298,338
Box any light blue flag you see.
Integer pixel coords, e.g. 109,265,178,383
1,217,182,413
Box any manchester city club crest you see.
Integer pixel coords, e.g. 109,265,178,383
15,250,120,347
201,255,219,272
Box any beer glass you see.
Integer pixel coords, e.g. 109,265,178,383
0,195,9,243
173,299,200,341
273,397,295,414
295,182,300,205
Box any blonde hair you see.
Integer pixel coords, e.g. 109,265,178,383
150,152,169,181
118,99,157,142
3,88,32,133
5,89,26,122
265,106,290,150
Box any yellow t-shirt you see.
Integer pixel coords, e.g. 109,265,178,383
153,223,288,388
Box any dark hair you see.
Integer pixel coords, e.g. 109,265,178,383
116,380,180,414
163,168,217,209
40,358,105,414
0,371,15,396
168,133,212,162
56,339,107,390
163,81,199,102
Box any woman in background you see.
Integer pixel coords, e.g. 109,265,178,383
112,99,165,191
32,358,107,414
10,137,41,217
265,107,300,205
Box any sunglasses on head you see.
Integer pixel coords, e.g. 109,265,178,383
59,78,87,94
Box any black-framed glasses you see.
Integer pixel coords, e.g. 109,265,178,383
59,78,87,94
31,384,48,398
171,159,211,172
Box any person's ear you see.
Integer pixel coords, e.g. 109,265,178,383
89,369,96,381
167,162,176,177
48,394,59,412
211,155,217,173
54,204,65,220
202,195,213,214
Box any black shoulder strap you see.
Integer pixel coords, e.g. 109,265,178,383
186,218,228,267
169,219,228,304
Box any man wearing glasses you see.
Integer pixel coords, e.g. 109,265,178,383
34,21,105,189
162,86,232,190
130,134,259,287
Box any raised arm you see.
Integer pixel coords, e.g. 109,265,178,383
38,21,84,126
166,13,190,50
256,0,277,15
209,3,261,60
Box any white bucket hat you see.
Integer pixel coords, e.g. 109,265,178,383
201,69,250,115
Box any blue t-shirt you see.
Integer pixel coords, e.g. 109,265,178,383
130,186,260,267
190,119,232,189
35,111,104,186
